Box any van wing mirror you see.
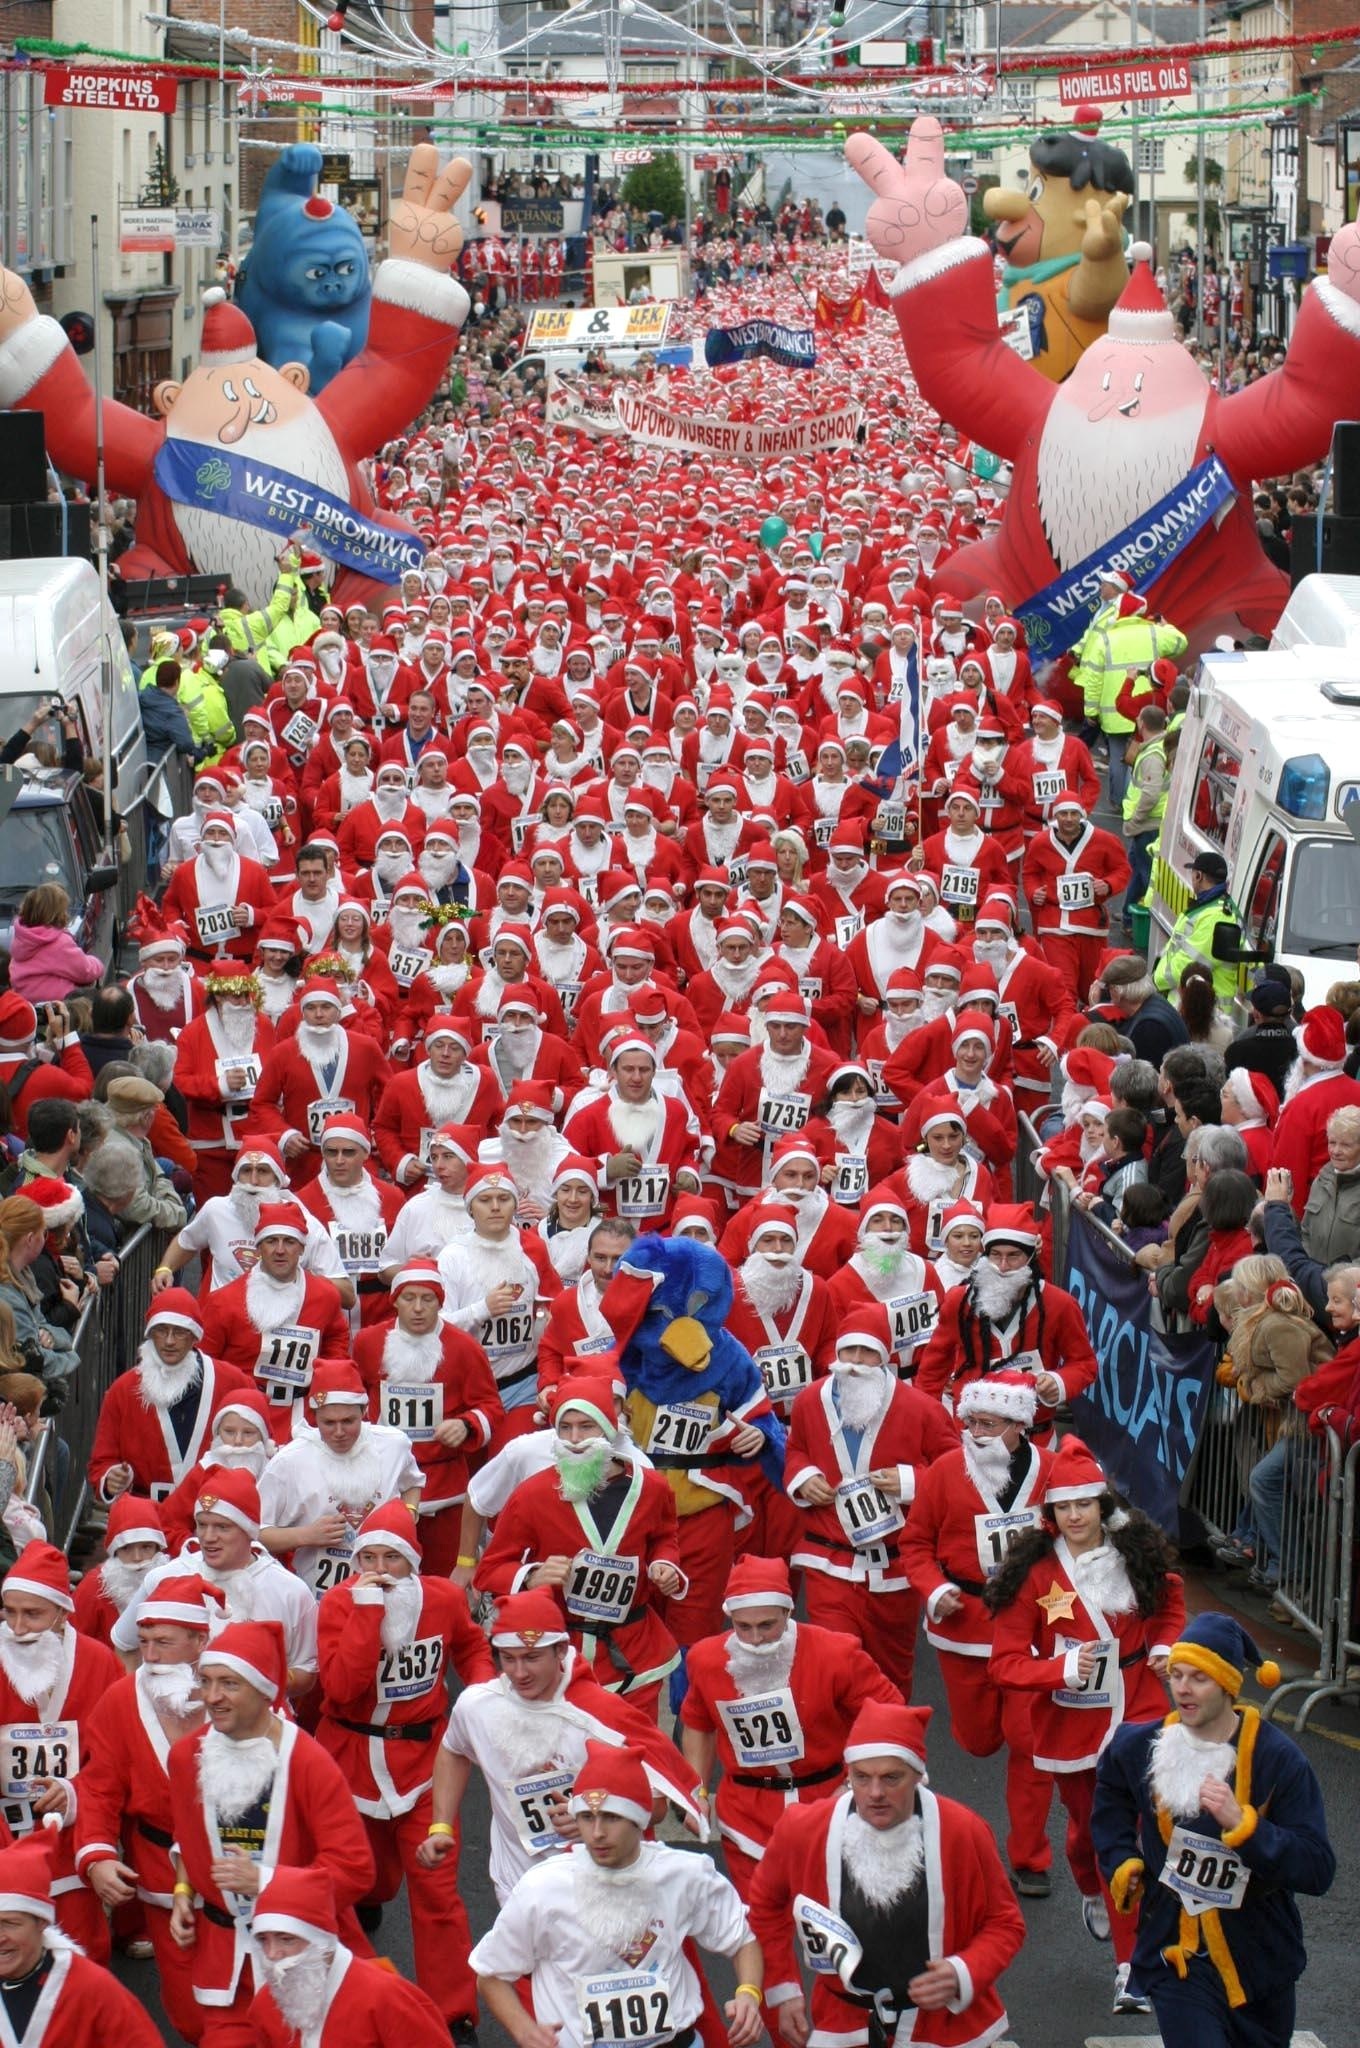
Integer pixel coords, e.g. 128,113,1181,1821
1210,919,1274,966
85,863,120,894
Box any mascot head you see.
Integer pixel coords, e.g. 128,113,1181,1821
601,1234,735,1375
983,111,1133,271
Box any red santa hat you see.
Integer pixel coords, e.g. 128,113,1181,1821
465,1162,519,1203
762,991,810,1028
428,1122,480,1163
503,1079,556,1122
549,1376,620,1439
919,1106,967,1139
939,1198,986,1239
297,979,344,1011
199,807,238,839
307,1361,368,1409
211,1391,273,1440
885,968,924,1002
568,1739,653,1829
976,895,1016,933
231,1140,287,1184
106,1493,169,1556
1044,1434,1108,1503
5,1540,73,1613
1297,1004,1346,1069
722,1555,794,1613
354,1500,423,1571
318,1112,373,1154
771,1132,822,1174
552,1155,600,1196
19,1176,83,1232
1063,1048,1116,1094
671,1195,723,1240
425,1021,473,1052
490,1591,569,1648
200,1618,288,1706
1106,242,1176,344
200,287,257,368
0,1837,56,1922
195,1467,262,1537
1223,1067,1279,1123
844,1702,932,1775
254,1865,339,1949
389,1257,446,1302
835,1302,894,1364
749,1203,801,1247
957,1370,1038,1428
711,1012,752,1045
253,1202,309,1245
952,1015,995,1051
859,1187,910,1229
136,1573,226,1632
145,1287,205,1339
982,1204,1041,1252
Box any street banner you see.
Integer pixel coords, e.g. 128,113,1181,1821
153,440,424,584
704,320,816,370
814,288,866,331
45,65,178,113
526,304,672,351
119,209,177,254
1058,61,1194,108
612,390,864,461
1015,454,1236,659
546,369,626,437
1062,1209,1219,1535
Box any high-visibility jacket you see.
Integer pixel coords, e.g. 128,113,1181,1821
1122,737,1168,836
1074,616,1189,734
176,667,235,762
218,580,293,671
1153,886,1241,1006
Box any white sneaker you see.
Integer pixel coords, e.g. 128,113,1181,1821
1112,1964,1151,2015
1081,1893,1110,1942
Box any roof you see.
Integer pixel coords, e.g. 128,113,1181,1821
995,1,1202,52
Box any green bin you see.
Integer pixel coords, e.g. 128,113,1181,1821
1129,903,1150,952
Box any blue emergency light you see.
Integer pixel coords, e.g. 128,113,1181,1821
1277,754,1330,821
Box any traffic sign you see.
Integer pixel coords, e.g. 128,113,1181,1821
960,173,979,195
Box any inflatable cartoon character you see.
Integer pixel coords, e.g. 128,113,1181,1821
983,109,1133,383
237,143,371,390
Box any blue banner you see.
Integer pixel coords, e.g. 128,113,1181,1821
703,319,816,370
1062,1209,1219,1535
1015,454,1236,661
153,439,425,584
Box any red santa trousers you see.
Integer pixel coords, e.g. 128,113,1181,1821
1050,1766,1137,1964
663,1503,736,1647
1036,933,1105,1004
141,1901,205,2042
733,1470,803,1567
936,1650,1053,1875
416,1501,462,1579
363,1799,477,2021
800,1575,920,1702
58,1880,109,1966
192,1148,237,1206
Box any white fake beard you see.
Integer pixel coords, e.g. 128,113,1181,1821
1148,1721,1238,1822
388,907,424,950
319,1171,381,1228
623,826,657,867
215,1003,259,1056
921,989,953,1023
503,761,534,797
482,1690,574,1778
257,972,294,1023
100,1552,160,1612
607,1097,661,1155
230,1186,265,1232
712,958,760,1003
1282,1054,1336,1105
962,1431,1016,1496
824,859,866,896
537,935,585,982
0,1624,65,1705
142,966,187,1012
704,817,742,860
379,1576,426,1656
259,1940,336,2032
739,1252,803,1319
137,1342,205,1411
297,1022,344,1066
374,786,409,822
199,1725,278,1818
339,768,374,814
383,1325,443,1385
205,1439,270,1479
828,1100,876,1152
168,406,349,605
375,851,409,888
883,1012,923,1051
971,1261,1031,1322
759,1045,811,1093
1069,1541,1137,1617
572,1856,664,1959
428,960,468,996
842,1809,925,1907
501,1129,560,1204
905,1155,960,1203
141,1661,203,1717
833,1364,893,1433
315,1429,387,1513
1037,385,1207,573
418,1064,475,1124
419,849,460,891
244,1266,306,1334
726,1620,797,1695
411,783,453,822
974,940,1012,975
200,842,234,882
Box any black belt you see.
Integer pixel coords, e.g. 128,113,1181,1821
730,1758,843,1792
650,1451,741,1472
497,1359,537,1390
334,1715,439,1743
1119,1647,1147,1670
357,1276,387,1295
812,1535,899,1559
202,1902,238,1930
136,1818,174,1850
582,1601,649,1637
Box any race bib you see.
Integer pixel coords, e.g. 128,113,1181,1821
389,945,434,985
0,1722,77,1803
616,1166,671,1220
793,1895,862,1983
1058,872,1095,912
716,1689,805,1767
647,1401,713,1459
565,1549,639,1627
382,1380,444,1443
886,1292,937,1350
312,1541,355,1596
834,1476,903,1549
578,1972,674,2046
418,1126,438,1166
784,749,810,783
262,794,285,829
510,1767,574,1853
798,977,823,1003
998,1000,1020,1035
480,1308,535,1357
727,856,749,891
307,1096,355,1145
755,1344,813,1401
813,818,835,850
974,1506,1040,1579
282,709,319,750
375,1634,444,1704
511,816,531,854
573,1332,614,1358
1159,1827,1251,1917
330,1223,388,1274
832,1156,868,1205
834,912,864,948
940,864,980,906
876,803,906,840
1052,1634,1116,1709
214,1054,260,1102
756,1090,811,1136
195,903,236,947
558,981,584,1019
1032,770,1066,805
255,1324,319,1401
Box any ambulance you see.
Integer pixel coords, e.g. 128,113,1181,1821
1146,576,1360,1010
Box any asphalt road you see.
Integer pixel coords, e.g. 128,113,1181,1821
115,1564,1352,2048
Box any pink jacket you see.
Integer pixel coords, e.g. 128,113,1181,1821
7,921,105,1002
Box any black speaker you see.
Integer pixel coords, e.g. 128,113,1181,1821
0,413,48,506
1289,511,1360,586
1332,421,1360,520
0,502,72,561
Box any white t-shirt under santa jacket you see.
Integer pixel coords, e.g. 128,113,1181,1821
113,1539,317,1676
381,1182,472,1270
436,1227,557,1412
466,1430,652,1522
175,1189,352,1293
257,1422,422,1597
469,1839,751,2048
899,1436,1054,1659
167,802,277,870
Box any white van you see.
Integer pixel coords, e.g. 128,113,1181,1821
0,558,150,806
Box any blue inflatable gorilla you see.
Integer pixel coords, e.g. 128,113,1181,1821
236,143,371,391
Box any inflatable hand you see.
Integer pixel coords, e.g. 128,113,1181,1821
844,118,969,270
389,146,473,274
0,267,38,348
1080,191,1130,263
1326,221,1360,307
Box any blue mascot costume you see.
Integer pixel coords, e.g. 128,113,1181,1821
601,1234,785,1710
236,143,371,391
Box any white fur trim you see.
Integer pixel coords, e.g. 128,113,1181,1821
1313,276,1360,342
252,1911,335,1944
895,1463,917,1505
0,315,68,407
372,258,471,331
567,1790,651,1827
199,1648,275,1694
0,1890,54,1921
3,1573,73,1613
944,1953,974,2013
888,237,992,298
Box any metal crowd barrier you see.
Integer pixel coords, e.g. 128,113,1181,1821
1264,1429,1358,1732
23,1222,169,1553
1013,1110,1044,1214
1181,1387,1275,1549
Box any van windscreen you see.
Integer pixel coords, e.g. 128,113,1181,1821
1284,837,1360,960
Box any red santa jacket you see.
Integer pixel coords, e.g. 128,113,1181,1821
198,1271,351,1444
75,1667,192,1905
294,1170,407,1327
915,829,1010,925
0,1945,163,2048
371,1062,504,1182
537,1279,617,1395
338,797,429,867
174,1010,278,1156
774,938,859,1053
1008,735,1100,832
900,1439,1054,1658
902,1074,1018,1181
246,1031,393,1162
749,1787,1024,2048
880,1009,1016,1112
250,1949,451,2048
87,1351,251,1503
725,1272,839,1419
824,1258,946,1372
1020,820,1132,941
561,1093,700,1230
162,852,278,965
710,1044,842,1196
127,964,207,1045
993,948,1077,1102
720,1191,859,1284
784,1376,958,1591
351,1320,503,1510
1271,1073,1360,1214
315,1574,494,1815
0,1626,122,1907
915,1276,1098,1437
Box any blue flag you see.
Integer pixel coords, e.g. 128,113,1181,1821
1015,454,1236,661
153,438,425,584
876,642,921,785
703,320,816,370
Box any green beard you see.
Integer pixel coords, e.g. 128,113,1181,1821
555,1438,615,1501
859,1236,904,1281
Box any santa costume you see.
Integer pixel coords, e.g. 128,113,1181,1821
0,1835,164,2046
248,1862,451,2048
87,1289,249,1502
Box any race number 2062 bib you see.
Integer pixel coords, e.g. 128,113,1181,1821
578,1972,674,2046
565,1550,639,1627
1159,1826,1251,1916
716,1688,805,1767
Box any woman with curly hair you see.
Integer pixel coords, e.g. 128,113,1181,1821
986,1435,1185,2016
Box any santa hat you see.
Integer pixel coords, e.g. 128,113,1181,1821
1165,1612,1281,1697
1116,592,1149,621
0,994,39,1051
552,1155,600,1195
549,1376,619,1439
920,1106,967,1139
145,1287,205,1340
297,979,343,1012
836,1302,893,1364
200,287,257,368
723,1555,794,1613
771,1132,822,1173
136,1572,225,1632
1223,1067,1279,1123
15,1172,79,1233
952,1016,994,1051
489,1591,569,1648
504,1080,556,1121
939,1198,986,1239
568,1739,652,1828
106,1493,168,1555
859,1187,909,1229
1297,1005,1346,1068
307,1361,368,1409
1063,1048,1116,1093
671,1195,722,1240
425,1021,473,1052
1106,243,1176,344
253,1202,308,1245
199,807,238,839
354,1500,423,1571
749,1204,800,1247
957,1371,1038,1428
1051,794,1089,817
886,968,924,1002
976,895,1016,933
982,1205,1041,1252
4,1540,73,1614
211,1391,272,1440
231,1140,287,1184
194,1467,262,1537
254,1865,339,1948
465,1162,518,1202
428,1122,480,1162
318,1112,373,1154
844,1702,932,1775
200,1618,288,1706
711,1013,752,1044
0,1837,56,1922
1043,1435,1108,1504
389,1258,446,1302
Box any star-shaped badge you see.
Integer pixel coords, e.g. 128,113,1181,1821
1037,1582,1078,1624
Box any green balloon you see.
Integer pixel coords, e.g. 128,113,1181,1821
972,447,1001,482
759,514,788,549
809,531,824,560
